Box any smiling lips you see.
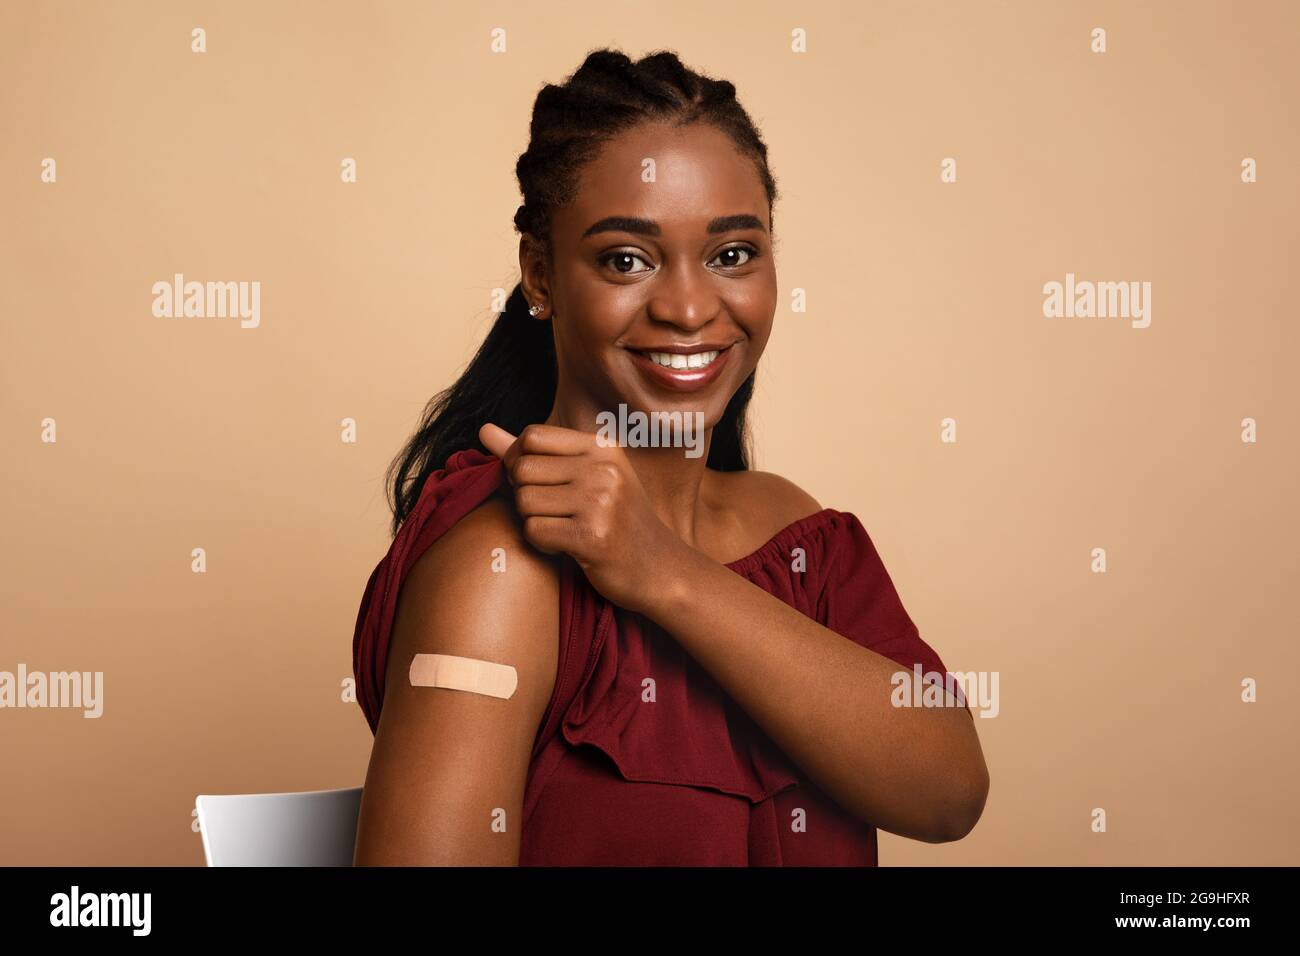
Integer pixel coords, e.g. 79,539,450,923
626,344,734,391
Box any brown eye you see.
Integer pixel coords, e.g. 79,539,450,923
599,251,653,275
710,245,757,269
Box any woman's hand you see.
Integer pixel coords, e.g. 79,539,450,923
478,421,696,616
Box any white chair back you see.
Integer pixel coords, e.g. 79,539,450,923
195,786,363,866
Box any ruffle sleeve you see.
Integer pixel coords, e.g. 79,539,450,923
550,579,805,805
539,507,970,809
810,511,970,714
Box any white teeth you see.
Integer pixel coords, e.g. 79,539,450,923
645,350,720,370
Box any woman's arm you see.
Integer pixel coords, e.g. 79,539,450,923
353,495,560,865
480,423,988,844
647,542,988,843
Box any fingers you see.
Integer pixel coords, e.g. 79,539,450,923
479,424,608,559
519,515,574,556
479,422,533,479
478,423,516,459
491,422,594,458
514,483,582,518
510,454,573,486
481,422,601,488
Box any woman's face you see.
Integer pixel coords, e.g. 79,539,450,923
526,120,778,435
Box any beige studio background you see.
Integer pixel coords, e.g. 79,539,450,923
2,0,1297,866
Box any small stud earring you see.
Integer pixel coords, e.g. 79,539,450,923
529,304,544,317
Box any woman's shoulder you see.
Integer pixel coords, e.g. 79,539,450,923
405,484,560,601
709,467,830,562
385,482,561,712
719,467,823,524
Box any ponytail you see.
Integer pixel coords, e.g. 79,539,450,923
384,284,555,536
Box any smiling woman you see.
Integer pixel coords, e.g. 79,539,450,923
351,47,989,866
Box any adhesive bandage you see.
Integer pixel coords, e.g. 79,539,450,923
408,654,517,700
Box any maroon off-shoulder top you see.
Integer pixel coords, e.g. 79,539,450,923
353,448,962,866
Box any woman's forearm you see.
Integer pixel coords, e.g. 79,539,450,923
643,545,989,843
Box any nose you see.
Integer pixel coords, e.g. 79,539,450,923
644,260,721,332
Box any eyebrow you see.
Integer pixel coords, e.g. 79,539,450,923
581,214,765,239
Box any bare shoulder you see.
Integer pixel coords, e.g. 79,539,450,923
354,486,559,865
713,468,824,537
387,485,560,702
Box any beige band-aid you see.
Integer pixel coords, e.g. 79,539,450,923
409,653,517,700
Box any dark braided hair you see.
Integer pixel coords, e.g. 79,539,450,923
385,48,781,537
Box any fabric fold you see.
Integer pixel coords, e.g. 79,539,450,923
557,601,802,805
